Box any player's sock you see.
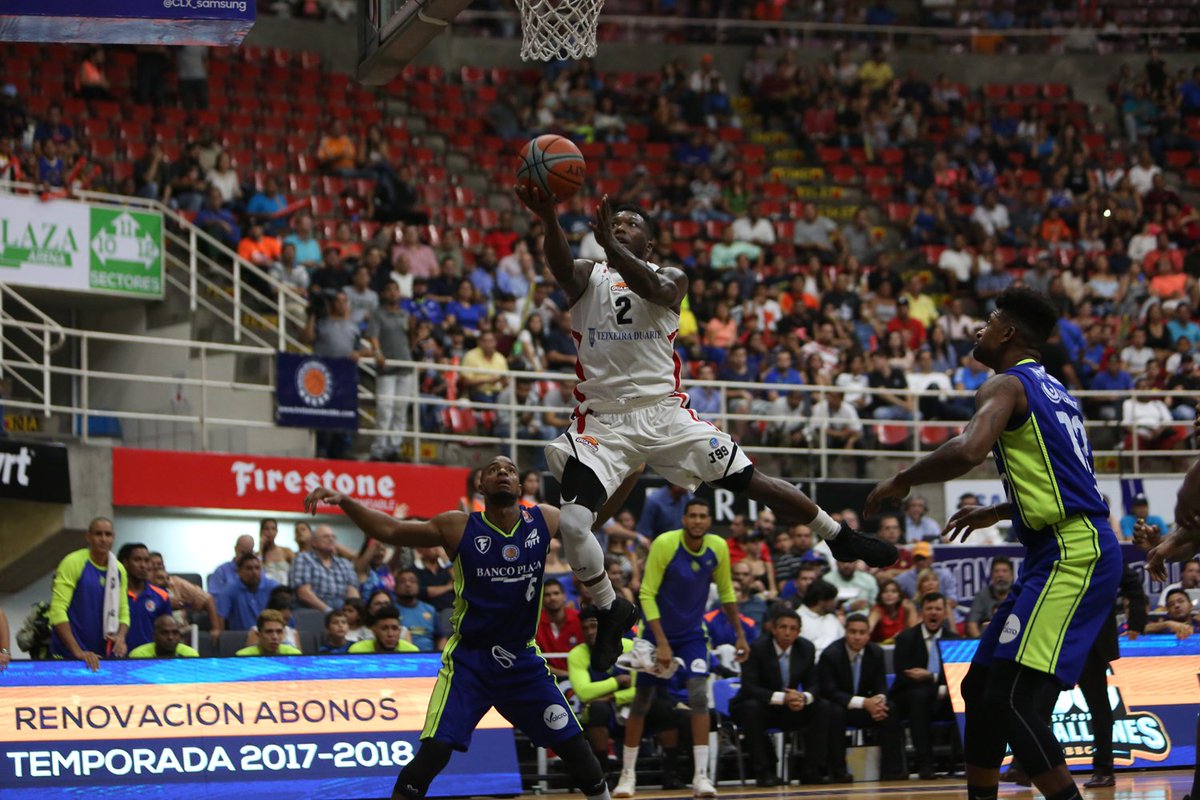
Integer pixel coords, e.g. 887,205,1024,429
1046,784,1083,800
622,745,639,773
968,785,999,800
560,503,615,609
692,745,709,779
807,508,841,540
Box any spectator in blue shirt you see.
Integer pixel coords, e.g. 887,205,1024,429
1088,357,1134,421
687,363,722,417
216,553,279,632
1118,493,1168,541
636,483,693,539
1167,303,1200,347
37,140,65,187
207,535,256,598
394,569,445,651
195,186,241,248
245,175,289,234
402,280,445,326
762,349,804,401
283,213,323,269
953,354,991,392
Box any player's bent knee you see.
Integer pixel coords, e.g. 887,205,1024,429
560,457,608,512
686,677,709,714
711,464,754,494
558,503,596,544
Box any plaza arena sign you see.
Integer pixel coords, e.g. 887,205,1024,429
111,448,467,518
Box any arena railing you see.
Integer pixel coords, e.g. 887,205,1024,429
454,9,1200,50
0,181,310,354
1,316,1193,477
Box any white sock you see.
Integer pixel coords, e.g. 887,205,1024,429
808,508,840,541
692,745,709,779
622,745,639,773
560,503,616,609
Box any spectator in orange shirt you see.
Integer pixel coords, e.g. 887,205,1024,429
1144,232,1185,282
1039,208,1073,248
76,47,113,101
326,221,364,263
316,119,357,176
237,224,284,287
1149,257,1193,303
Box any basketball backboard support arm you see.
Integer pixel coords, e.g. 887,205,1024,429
357,0,472,85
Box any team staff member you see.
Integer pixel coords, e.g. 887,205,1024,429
128,615,199,658
348,605,420,653
49,517,129,670
236,610,301,656
614,498,748,799
118,542,172,650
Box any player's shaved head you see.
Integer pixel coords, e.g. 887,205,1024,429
480,456,519,504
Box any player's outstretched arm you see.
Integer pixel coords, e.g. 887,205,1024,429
592,195,686,310
866,374,1022,513
514,184,593,302
304,487,466,551
942,502,1013,542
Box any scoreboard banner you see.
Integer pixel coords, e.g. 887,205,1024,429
0,655,520,799
941,636,1199,771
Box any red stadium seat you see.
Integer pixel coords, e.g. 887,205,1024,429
672,220,701,240
875,425,911,447
1166,151,1193,169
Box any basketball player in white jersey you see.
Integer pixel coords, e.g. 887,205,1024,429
517,188,898,671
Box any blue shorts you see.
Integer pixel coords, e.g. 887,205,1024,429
972,515,1122,687
421,638,582,750
639,630,709,688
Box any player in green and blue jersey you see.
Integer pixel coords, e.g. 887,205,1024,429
867,287,1121,800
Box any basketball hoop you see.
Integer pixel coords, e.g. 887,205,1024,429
516,0,604,61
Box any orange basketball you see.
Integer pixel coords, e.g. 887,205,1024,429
517,134,586,201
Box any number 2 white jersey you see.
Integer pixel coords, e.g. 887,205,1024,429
570,261,682,410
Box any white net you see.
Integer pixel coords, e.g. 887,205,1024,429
516,0,605,62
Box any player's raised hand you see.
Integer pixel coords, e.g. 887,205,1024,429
864,474,909,515
514,183,557,220
304,487,344,515
590,194,618,253
942,504,1001,543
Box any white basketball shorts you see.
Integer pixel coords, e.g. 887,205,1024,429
545,395,752,501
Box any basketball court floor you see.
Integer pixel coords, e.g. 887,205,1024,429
608,771,1194,800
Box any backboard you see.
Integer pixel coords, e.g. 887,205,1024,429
357,0,473,85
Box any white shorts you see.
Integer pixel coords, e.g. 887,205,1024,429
545,395,753,501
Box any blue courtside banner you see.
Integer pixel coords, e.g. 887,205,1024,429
0,655,521,799
276,352,358,431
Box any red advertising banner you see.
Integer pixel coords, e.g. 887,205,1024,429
112,449,468,518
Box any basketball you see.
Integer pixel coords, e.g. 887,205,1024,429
517,134,586,201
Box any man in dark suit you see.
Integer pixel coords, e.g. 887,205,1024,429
889,592,959,779
730,606,836,786
819,613,907,780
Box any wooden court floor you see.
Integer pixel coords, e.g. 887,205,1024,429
616,770,1195,800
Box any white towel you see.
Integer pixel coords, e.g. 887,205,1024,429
101,551,122,639
615,637,683,680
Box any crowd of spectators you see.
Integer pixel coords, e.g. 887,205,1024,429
2,43,1199,463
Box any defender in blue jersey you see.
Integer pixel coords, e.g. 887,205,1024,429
614,498,747,799
305,456,638,800
867,288,1121,800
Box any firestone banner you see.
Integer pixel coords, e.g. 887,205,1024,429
111,448,468,519
0,194,162,298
